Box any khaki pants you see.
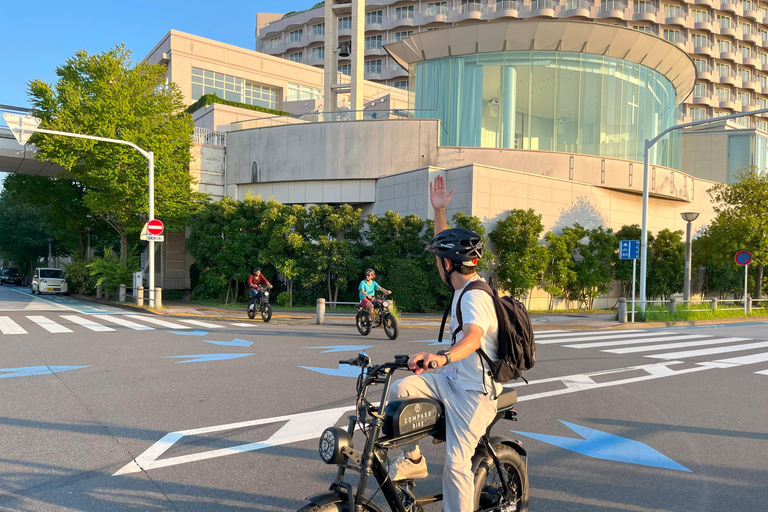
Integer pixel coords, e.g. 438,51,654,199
390,373,497,512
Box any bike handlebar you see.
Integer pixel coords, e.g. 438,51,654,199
339,354,436,371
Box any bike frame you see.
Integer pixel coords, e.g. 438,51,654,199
323,357,515,512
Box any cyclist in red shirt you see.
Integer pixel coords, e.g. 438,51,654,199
247,268,273,310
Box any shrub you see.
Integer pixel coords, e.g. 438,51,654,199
88,250,139,292
65,257,98,295
190,271,229,301
276,291,291,307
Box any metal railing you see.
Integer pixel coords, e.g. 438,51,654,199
193,127,227,147
0,105,32,128
232,108,437,130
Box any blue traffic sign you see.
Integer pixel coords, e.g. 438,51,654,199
619,240,640,260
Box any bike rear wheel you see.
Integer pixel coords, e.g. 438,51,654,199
261,303,272,322
383,314,398,340
473,444,529,512
356,311,371,336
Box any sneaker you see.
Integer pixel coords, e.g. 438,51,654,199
388,454,428,481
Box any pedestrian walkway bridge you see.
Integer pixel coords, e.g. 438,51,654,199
0,105,65,176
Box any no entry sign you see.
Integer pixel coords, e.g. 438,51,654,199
734,250,752,266
147,219,164,236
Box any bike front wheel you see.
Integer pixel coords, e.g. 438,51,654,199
473,443,529,512
383,313,398,340
261,303,272,322
247,304,256,319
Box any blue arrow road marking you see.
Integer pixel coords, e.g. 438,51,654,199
300,365,363,378
0,366,90,379
512,421,691,472
169,330,209,336
166,354,254,364
204,338,253,347
303,345,373,353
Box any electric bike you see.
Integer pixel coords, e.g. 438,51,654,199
299,352,529,512
247,286,272,322
356,292,398,340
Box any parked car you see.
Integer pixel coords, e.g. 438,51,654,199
32,267,69,295
0,267,22,286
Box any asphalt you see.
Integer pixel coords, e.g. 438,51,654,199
71,293,766,330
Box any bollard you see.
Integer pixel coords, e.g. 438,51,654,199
96,285,102,299
710,298,718,311
668,297,677,314
119,284,126,303
618,297,627,324
746,296,752,314
155,287,162,309
136,286,144,307
316,298,326,325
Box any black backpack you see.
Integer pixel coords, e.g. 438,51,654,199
438,280,535,383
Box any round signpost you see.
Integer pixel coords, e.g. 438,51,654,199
734,251,752,314
147,219,164,236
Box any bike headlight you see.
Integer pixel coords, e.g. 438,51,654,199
382,300,389,308
264,291,269,297
318,427,353,465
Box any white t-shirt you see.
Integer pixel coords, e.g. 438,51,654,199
443,276,501,397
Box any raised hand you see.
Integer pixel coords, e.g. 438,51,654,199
430,175,454,210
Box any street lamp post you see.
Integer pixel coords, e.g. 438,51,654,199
680,212,699,302
47,238,53,267
2,113,157,308
84,227,92,259
639,107,768,311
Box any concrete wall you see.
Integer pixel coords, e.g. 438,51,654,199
190,144,226,201
162,231,193,290
238,179,376,204
681,131,732,184
227,118,441,185
192,103,279,133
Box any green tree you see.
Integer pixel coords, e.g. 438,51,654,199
564,225,617,309
613,224,646,298
0,196,50,276
708,168,768,298
451,211,491,271
647,228,685,300
693,224,747,299
542,230,578,310
256,200,306,307
28,44,205,263
489,209,547,299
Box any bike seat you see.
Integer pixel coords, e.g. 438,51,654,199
496,388,517,411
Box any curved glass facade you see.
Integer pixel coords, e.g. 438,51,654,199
413,51,681,168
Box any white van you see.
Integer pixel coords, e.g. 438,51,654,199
32,267,69,295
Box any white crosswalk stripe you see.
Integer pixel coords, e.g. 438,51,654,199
121,315,191,329
92,315,155,331
709,352,768,366
60,315,115,332
604,337,752,354
566,334,714,349
537,331,673,345
755,369,768,375
177,319,224,329
27,315,73,333
647,340,768,360
0,316,27,334
534,329,644,339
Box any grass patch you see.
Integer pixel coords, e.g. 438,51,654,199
628,303,767,322
184,298,359,312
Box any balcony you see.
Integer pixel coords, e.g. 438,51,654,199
307,32,325,45
693,18,712,31
743,54,760,67
664,14,687,26
389,15,415,30
492,0,520,19
364,45,388,57
744,32,761,45
763,84,768,95
286,35,307,51
421,6,449,24
632,2,655,22
694,0,713,6
719,3,740,15
388,62,408,78
718,72,737,85
743,8,761,20
693,45,714,57
697,69,713,80
692,94,715,106
307,55,325,67
597,0,626,19
718,97,738,109
719,49,738,62
520,0,556,18
744,78,761,91
457,2,484,21
719,24,737,36
563,0,591,18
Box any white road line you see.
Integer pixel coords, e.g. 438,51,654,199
534,329,644,339
92,315,155,330
538,331,672,345
27,315,73,333
60,315,115,332
647,341,768,360
231,323,254,327
604,337,752,354
0,316,27,334
177,319,224,328
122,315,190,329
567,334,714,349
755,369,768,375
711,352,768,366
532,329,568,334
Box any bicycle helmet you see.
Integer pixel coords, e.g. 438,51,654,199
252,267,261,273
365,268,375,275
425,228,483,266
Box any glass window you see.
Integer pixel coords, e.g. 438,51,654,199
338,16,351,30
757,120,767,131
758,97,767,109
690,107,707,122
634,1,652,14
663,4,682,17
338,64,351,76
41,269,65,279
286,83,322,102
717,39,731,53
365,35,383,50
742,22,752,35
716,87,731,101
716,63,730,77
394,80,409,90
633,25,654,33
739,45,752,59
426,2,448,16
461,0,482,12
289,29,303,43
311,23,324,37
268,36,282,49
191,67,278,109
694,58,708,74
395,6,414,19
364,59,382,74
663,29,681,43
289,52,303,63
694,83,708,97
691,34,708,48
365,10,383,25
717,15,731,29
692,9,708,23
739,92,751,106
395,31,414,41
310,46,325,60
740,68,752,83
760,74,768,87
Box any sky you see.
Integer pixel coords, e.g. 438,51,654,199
0,0,314,109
